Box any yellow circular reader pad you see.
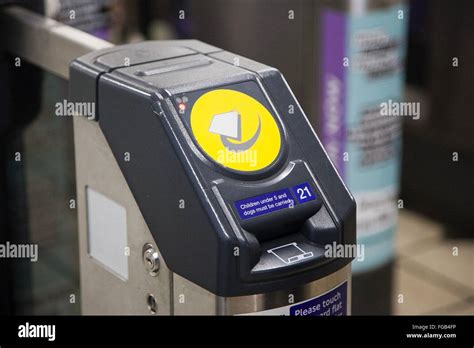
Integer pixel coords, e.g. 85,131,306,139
190,89,282,172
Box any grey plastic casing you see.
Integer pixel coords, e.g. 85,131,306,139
70,40,356,297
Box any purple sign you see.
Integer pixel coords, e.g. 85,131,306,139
321,10,347,179
234,188,295,220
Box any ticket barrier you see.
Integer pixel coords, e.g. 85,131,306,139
70,40,356,315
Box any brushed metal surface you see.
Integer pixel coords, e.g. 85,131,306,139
223,265,351,315
74,116,173,315
174,265,351,315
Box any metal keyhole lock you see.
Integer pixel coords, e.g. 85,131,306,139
143,243,160,276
